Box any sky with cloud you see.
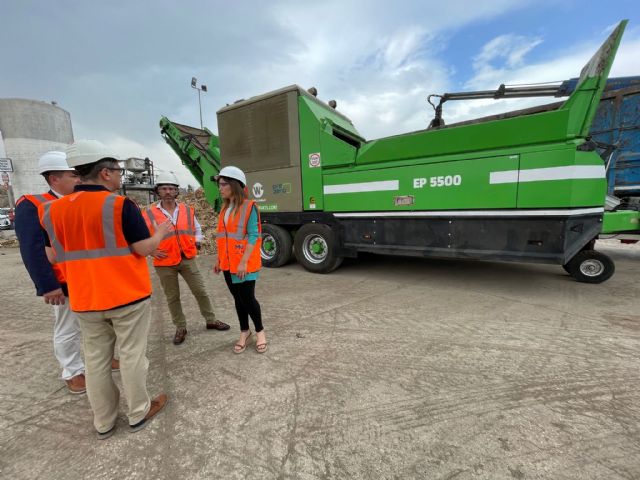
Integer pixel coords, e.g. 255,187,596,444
1,0,638,186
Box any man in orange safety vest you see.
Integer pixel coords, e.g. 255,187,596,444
39,140,172,440
143,171,229,345
14,151,88,394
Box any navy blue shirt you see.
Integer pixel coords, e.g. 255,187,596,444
15,190,66,296
42,185,151,247
40,185,152,311
72,185,151,244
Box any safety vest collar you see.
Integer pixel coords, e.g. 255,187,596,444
42,193,132,262
145,203,195,239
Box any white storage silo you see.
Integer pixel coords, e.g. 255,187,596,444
0,99,74,201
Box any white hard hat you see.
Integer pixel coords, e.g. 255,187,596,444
156,171,180,186
38,151,75,174
65,140,119,168
215,166,247,187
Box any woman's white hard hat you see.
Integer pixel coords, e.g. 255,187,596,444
214,166,246,187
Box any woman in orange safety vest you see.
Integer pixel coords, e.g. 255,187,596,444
214,166,266,354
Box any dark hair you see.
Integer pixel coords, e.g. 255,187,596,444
76,159,118,181
42,171,66,185
220,176,246,211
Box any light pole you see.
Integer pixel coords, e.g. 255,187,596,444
191,77,207,129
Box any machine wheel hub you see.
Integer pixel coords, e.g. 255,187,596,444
580,259,604,277
302,235,328,264
261,234,276,260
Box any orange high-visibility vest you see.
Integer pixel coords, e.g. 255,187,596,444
39,190,151,312
17,192,66,284
16,193,57,207
216,200,262,274
143,203,197,267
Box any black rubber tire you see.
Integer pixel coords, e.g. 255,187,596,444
260,224,293,268
294,223,343,274
565,250,615,284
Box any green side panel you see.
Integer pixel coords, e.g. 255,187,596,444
297,96,358,210
299,96,362,136
561,20,627,138
516,149,607,208
319,130,357,168
602,210,640,234
351,21,627,169
298,97,324,211
322,155,519,212
356,110,570,166
562,77,600,139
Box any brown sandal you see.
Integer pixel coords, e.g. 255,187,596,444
256,342,268,354
233,331,252,354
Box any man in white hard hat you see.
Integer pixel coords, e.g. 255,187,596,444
143,172,229,345
14,151,87,394
38,140,172,440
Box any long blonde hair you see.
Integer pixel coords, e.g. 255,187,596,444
221,177,246,213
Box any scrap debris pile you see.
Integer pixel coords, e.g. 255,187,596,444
176,188,218,255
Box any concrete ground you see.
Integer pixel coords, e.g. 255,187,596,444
0,241,639,480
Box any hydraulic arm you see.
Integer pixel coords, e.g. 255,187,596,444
428,82,572,128
159,117,222,210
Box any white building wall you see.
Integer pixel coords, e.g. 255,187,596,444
0,99,74,203
4,138,70,199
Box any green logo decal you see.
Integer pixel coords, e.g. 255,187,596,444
272,183,292,194
259,204,278,211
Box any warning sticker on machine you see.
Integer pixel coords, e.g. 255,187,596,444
309,152,321,168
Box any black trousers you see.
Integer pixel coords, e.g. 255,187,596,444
223,271,263,332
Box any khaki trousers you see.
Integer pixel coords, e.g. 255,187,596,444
76,299,151,433
155,257,216,328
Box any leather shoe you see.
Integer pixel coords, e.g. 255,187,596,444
173,327,187,345
129,393,168,432
206,320,230,331
66,373,86,395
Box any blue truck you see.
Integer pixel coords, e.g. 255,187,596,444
589,77,640,205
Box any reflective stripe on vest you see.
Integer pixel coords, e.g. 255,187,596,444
216,200,262,274
17,193,57,207
41,194,133,262
38,190,151,312
19,193,65,284
143,203,197,266
215,201,252,241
